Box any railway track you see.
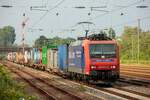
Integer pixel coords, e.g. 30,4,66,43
121,71,150,79
63,78,150,100
22,63,150,100
119,76,150,87
3,62,83,100
3,64,56,100
3,61,150,100
120,65,150,84
10,69,56,100
121,69,150,73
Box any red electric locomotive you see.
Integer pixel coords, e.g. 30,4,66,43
59,34,120,82
83,35,120,81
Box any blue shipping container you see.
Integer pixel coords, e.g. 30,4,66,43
58,45,68,71
33,48,40,64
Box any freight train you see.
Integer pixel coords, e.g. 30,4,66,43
7,34,120,82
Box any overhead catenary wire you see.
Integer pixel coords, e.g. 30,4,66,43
112,15,150,29
15,0,149,37
62,15,150,37
68,0,145,30
87,0,146,21
91,15,150,33
67,0,149,32
29,0,147,33
31,0,66,28
30,0,144,32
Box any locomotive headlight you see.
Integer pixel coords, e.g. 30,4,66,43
111,66,116,69
91,66,96,69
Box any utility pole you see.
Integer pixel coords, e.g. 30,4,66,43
21,13,29,56
132,34,134,62
136,1,148,64
137,18,140,64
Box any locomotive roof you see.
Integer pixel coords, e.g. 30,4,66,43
87,33,112,41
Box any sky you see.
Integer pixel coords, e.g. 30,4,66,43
0,0,150,46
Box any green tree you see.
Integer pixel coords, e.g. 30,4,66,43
34,35,48,47
0,26,16,47
108,28,116,39
64,37,76,44
34,36,76,48
0,65,37,100
119,26,137,60
119,26,150,63
139,31,150,60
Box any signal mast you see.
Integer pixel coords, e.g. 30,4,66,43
21,13,29,56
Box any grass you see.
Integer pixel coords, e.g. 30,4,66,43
78,84,86,92
0,64,37,100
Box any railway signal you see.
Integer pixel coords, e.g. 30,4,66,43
21,13,29,63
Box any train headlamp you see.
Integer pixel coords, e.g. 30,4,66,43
111,66,116,69
91,66,96,69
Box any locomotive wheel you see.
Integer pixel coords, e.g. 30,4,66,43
68,72,73,80
42,66,45,71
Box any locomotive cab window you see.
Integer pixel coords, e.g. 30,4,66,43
90,44,116,58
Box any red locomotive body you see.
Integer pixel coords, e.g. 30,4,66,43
83,39,120,80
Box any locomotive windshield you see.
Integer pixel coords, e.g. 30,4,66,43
90,44,116,58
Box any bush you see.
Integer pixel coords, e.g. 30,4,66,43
0,65,37,100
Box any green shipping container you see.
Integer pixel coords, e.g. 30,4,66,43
47,45,57,49
42,46,47,64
